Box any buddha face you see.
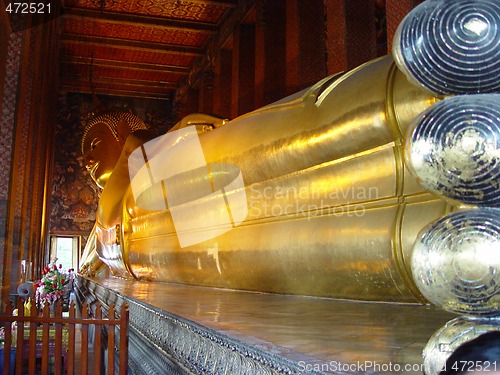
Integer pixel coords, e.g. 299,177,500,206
82,122,123,189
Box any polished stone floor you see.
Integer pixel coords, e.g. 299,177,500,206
91,276,455,374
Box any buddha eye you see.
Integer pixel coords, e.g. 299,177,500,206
90,138,101,151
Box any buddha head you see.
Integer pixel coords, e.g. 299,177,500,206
82,112,147,189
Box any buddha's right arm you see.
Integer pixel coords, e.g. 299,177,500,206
169,113,227,132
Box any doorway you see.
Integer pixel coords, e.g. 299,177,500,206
49,235,80,271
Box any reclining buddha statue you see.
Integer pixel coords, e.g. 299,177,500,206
80,0,499,310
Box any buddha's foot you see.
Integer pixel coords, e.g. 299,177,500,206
393,0,500,95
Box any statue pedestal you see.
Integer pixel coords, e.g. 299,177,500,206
75,276,454,374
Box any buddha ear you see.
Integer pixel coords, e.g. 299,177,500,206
116,117,132,145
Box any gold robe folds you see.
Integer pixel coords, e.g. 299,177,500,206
88,55,452,303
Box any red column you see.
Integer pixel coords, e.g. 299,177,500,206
180,89,200,119
213,48,233,119
231,24,255,117
297,0,327,87
386,0,424,51
285,0,300,95
325,0,347,75
198,73,214,115
255,0,286,108
326,0,377,74
219,49,233,119
286,0,326,94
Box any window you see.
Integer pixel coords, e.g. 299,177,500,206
49,235,80,271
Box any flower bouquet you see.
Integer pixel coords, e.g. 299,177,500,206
34,258,74,308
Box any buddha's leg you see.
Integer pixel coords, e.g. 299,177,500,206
123,55,444,302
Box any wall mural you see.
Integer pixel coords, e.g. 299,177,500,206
50,92,172,249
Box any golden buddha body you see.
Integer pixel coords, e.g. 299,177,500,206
81,55,453,303
80,7,499,371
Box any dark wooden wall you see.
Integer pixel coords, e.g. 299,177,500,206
0,5,61,302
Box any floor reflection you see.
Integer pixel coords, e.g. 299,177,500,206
90,276,455,374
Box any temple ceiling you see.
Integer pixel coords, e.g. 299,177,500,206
59,0,238,100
